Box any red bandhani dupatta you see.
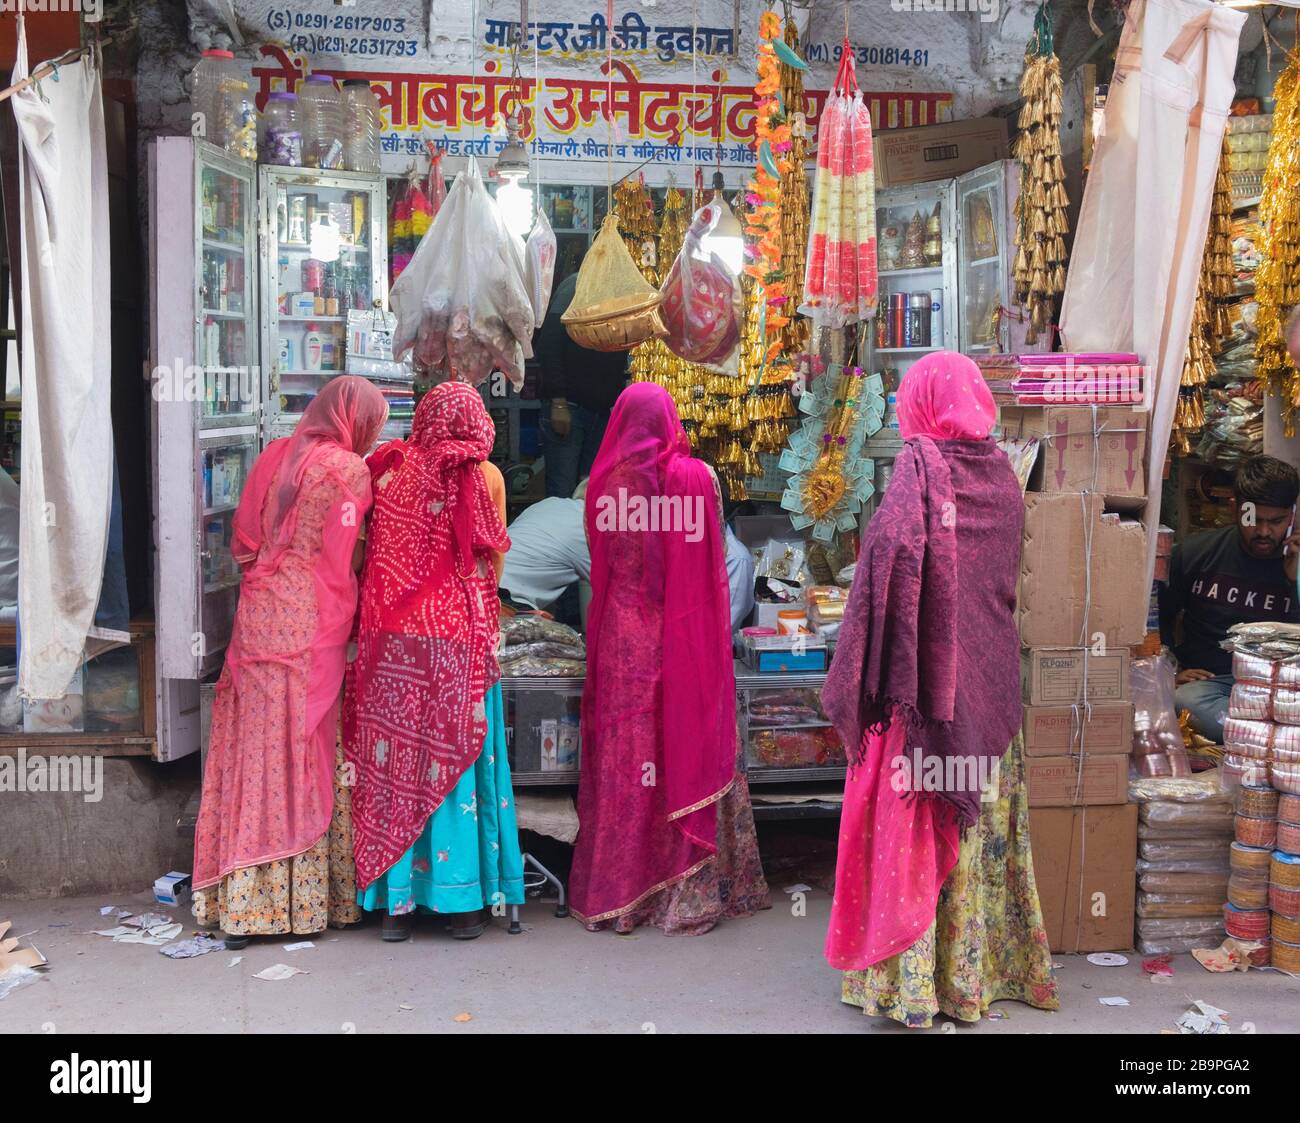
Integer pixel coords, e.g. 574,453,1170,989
569,382,735,922
345,381,509,889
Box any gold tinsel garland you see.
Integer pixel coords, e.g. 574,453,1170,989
1256,52,1300,434
1011,13,1069,346
778,15,811,359
614,174,660,385
1172,135,1235,455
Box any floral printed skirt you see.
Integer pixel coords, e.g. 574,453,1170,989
583,770,771,937
841,735,1059,1027
193,722,361,936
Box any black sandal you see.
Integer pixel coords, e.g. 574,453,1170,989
222,932,250,950
449,910,487,940
381,913,412,942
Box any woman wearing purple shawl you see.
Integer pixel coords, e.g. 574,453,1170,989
822,352,1058,1026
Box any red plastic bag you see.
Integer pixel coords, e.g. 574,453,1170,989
659,204,741,368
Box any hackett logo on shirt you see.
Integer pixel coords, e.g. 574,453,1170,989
1190,572,1293,616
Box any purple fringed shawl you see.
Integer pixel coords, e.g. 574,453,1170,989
822,435,1024,826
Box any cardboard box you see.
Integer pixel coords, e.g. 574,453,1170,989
1001,406,1148,509
1019,493,1148,647
872,117,1009,187
1030,804,1137,952
1022,702,1134,756
1021,647,1131,705
1027,752,1131,806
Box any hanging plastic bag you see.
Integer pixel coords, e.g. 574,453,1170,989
659,203,741,367
391,158,534,388
525,209,557,329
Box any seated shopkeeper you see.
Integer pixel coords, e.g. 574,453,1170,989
501,477,756,630
1159,454,1300,743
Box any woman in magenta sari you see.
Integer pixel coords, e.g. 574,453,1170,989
568,382,769,935
822,353,1057,1026
193,377,388,948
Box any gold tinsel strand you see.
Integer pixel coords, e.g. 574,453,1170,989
1256,53,1300,433
777,16,811,358
1172,134,1235,454
615,174,661,386
1012,41,1070,346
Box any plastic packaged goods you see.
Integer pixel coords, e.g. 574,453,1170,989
1138,894,1233,917
342,79,382,173
1276,938,1300,974
1229,681,1272,720
1227,874,1269,909
659,203,742,367
1278,820,1300,854
390,158,535,388
299,74,345,169
1270,884,1300,915
1140,799,1235,831
1140,837,1233,862
1223,752,1270,787
1220,715,1300,753
1131,656,1184,758
1128,769,1231,803
748,689,826,725
1271,849,1300,886
500,615,583,648
498,640,587,665
1274,913,1300,941
1236,783,1280,817
1137,931,1229,955
1138,856,1230,875
1235,814,1277,848
1138,871,1229,895
1281,793,1300,821
1224,903,1270,940
501,656,586,678
1230,841,1273,875
1275,743,1300,764
524,209,557,330
1231,652,1300,687
751,727,845,768
260,91,303,166
1271,761,1300,794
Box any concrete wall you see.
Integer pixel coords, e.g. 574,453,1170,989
0,756,200,900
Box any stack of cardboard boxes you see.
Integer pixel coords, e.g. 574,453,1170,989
1003,404,1151,951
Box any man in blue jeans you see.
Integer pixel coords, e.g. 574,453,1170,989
534,271,626,498
1159,455,1300,742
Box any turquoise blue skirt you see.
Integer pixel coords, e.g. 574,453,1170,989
358,682,525,916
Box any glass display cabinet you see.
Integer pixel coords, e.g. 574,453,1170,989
259,164,387,441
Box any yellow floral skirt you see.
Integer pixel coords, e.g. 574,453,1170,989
841,735,1060,1028
194,723,361,936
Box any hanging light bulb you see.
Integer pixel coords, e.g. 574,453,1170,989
699,170,744,276
491,108,533,240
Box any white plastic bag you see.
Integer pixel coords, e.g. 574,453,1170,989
390,158,534,388
524,209,557,330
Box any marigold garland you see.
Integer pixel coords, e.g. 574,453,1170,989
744,9,792,370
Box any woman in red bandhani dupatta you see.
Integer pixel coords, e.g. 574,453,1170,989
822,352,1058,1026
193,376,388,948
346,381,525,941
568,382,769,935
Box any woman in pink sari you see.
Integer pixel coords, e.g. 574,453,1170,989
822,353,1057,1026
193,377,388,948
569,382,769,935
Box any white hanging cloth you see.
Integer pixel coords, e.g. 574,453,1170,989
1059,0,1244,588
11,19,120,699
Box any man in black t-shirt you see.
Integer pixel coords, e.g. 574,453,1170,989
1159,455,1300,742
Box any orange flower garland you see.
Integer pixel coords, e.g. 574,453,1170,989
745,9,792,370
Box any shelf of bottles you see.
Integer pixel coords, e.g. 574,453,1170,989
197,147,258,423
260,166,386,438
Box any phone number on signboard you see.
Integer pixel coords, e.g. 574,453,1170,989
288,34,421,57
268,10,411,34
805,42,932,67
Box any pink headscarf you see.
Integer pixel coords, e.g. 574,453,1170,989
236,376,388,571
896,351,997,441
